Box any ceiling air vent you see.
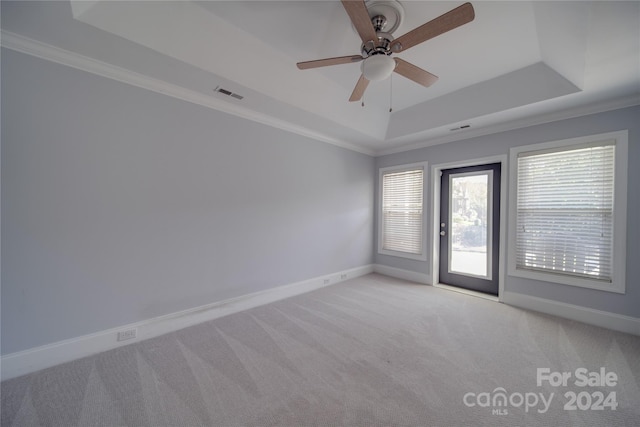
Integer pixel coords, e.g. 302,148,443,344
214,86,244,100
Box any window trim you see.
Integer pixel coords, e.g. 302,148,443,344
508,130,628,293
378,162,428,261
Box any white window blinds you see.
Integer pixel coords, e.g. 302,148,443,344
515,142,615,282
381,168,424,255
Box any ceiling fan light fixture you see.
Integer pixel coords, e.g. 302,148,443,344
297,1,475,102
361,54,396,81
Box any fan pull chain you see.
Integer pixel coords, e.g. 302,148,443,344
389,74,393,113
600,147,606,238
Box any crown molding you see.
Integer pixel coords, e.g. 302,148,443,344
0,30,375,157
4,30,637,159
376,93,640,156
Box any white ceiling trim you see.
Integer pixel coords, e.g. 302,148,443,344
69,0,390,141
386,62,582,140
377,93,640,156
3,29,637,158
0,30,375,156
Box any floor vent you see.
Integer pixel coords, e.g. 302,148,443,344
214,86,244,100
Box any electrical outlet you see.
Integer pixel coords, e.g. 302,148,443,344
341,274,348,280
323,278,331,284
117,328,137,342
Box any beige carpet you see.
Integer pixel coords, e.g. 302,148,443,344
2,273,639,426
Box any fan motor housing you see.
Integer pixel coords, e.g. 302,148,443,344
362,32,394,57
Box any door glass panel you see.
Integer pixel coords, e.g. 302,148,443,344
449,171,492,279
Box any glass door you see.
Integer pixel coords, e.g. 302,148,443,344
439,163,501,295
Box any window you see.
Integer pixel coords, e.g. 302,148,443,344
508,131,627,293
378,162,427,260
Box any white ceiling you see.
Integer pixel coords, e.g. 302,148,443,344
2,1,639,155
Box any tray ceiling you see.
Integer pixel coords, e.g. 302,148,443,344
2,1,639,154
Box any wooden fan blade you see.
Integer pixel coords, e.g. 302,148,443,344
391,2,475,53
349,74,370,102
341,0,377,43
297,55,363,70
394,58,439,87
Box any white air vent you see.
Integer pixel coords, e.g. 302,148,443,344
214,86,244,100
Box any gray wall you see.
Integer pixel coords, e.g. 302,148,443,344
376,105,640,318
1,49,375,355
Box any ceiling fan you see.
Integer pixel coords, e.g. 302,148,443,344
297,0,475,102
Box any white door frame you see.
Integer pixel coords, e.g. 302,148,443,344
430,155,508,301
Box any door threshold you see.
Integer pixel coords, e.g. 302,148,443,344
434,283,499,302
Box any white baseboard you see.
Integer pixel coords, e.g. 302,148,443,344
373,264,432,285
502,291,640,336
371,264,639,336
1,265,374,381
